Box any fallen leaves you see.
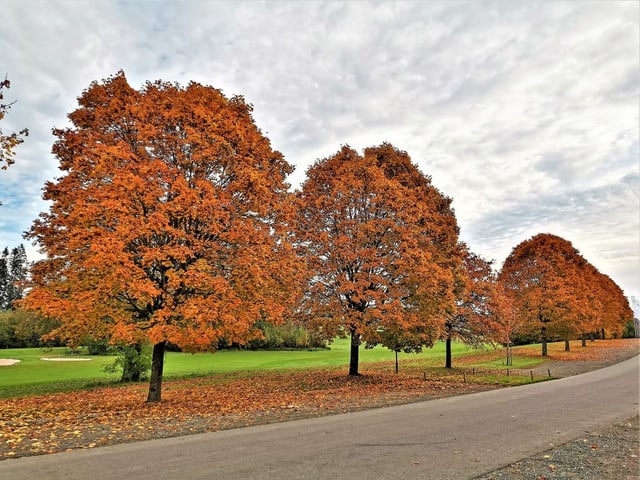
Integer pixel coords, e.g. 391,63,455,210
0,367,494,460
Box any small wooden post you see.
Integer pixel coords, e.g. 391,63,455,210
530,370,534,381
547,368,551,377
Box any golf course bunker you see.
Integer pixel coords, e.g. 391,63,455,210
0,359,21,366
41,357,92,362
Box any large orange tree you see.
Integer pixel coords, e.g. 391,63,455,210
23,72,298,401
295,144,459,375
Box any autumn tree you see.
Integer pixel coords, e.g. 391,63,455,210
499,233,608,356
0,75,28,170
491,281,524,366
295,144,459,376
595,272,633,339
22,72,299,402
441,245,503,368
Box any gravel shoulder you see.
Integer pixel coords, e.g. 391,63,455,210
478,342,640,480
475,415,639,480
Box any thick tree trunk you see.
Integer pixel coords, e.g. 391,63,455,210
601,328,605,340
541,327,548,357
445,335,452,369
564,339,570,352
147,341,166,403
582,335,587,347
348,330,360,376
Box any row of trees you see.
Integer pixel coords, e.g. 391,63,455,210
499,234,634,356
12,72,634,402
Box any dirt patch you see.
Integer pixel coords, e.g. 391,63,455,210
40,357,92,362
0,359,20,366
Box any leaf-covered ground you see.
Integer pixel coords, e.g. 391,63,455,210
1,338,638,460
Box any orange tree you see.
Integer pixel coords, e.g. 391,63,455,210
595,272,633,339
295,144,459,375
22,72,299,401
442,245,503,368
498,233,618,356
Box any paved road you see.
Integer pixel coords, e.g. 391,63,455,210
1,356,638,480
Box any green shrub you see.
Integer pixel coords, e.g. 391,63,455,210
103,342,151,382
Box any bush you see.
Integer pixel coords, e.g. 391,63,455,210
103,342,151,382
246,321,326,350
0,309,59,348
622,318,639,338
85,337,111,355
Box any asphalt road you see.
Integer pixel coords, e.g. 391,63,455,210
1,356,638,480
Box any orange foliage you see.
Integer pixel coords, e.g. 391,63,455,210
499,233,633,355
295,144,459,375
442,245,505,367
21,72,301,401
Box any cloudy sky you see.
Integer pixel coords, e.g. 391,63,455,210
1,1,638,303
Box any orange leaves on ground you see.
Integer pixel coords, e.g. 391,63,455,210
515,338,640,362
0,367,487,460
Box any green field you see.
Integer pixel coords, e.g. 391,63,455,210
0,339,541,398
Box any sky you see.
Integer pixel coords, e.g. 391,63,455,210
0,1,638,306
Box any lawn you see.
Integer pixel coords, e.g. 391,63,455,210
0,339,539,398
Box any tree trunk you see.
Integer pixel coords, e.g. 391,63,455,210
581,334,587,347
564,339,570,352
147,341,166,402
395,350,399,374
541,327,548,357
506,342,513,366
601,328,605,340
445,335,452,368
348,330,360,376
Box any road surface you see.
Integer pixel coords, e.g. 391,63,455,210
1,356,638,479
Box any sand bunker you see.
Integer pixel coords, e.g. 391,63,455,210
41,357,92,362
0,359,20,366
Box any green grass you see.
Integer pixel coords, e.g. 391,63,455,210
0,339,542,398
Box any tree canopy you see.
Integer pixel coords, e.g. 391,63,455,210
23,72,299,401
498,233,633,355
442,245,503,368
295,144,460,375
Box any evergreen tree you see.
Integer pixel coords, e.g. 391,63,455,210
0,248,8,309
0,244,28,309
